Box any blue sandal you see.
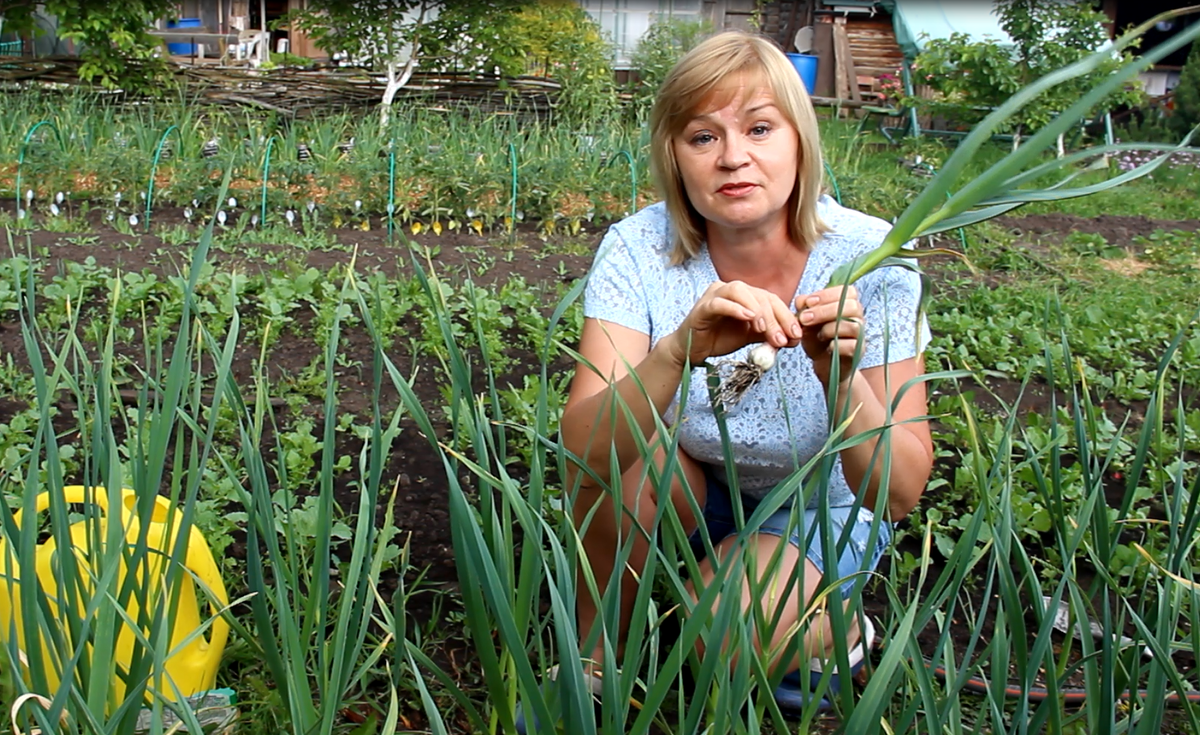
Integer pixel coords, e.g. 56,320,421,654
514,666,605,734
773,616,875,718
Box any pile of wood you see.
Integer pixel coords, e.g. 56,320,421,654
830,17,904,108
0,56,566,118
844,19,905,83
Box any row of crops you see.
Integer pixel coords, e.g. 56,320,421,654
0,93,652,235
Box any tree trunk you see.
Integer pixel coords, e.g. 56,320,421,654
378,0,426,132
379,53,418,131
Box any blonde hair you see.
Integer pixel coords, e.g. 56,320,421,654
648,31,829,264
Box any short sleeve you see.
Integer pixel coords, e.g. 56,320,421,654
857,259,931,369
583,227,651,335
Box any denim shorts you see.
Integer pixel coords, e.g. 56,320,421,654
685,468,891,600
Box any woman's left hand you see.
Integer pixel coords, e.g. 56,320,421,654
794,286,864,386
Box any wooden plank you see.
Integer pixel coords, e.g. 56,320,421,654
783,0,803,52
857,66,901,78
833,20,862,104
833,19,850,106
812,20,835,98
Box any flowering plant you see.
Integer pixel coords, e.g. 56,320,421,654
877,71,904,106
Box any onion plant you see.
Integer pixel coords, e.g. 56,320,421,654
362,9,1200,735
206,259,401,735
0,192,235,735
716,7,1200,406
862,301,1200,735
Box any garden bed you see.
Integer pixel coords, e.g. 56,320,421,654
2,192,1199,732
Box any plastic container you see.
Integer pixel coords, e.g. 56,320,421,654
167,18,202,56
786,53,819,95
0,486,229,704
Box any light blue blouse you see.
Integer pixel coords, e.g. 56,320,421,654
582,196,931,507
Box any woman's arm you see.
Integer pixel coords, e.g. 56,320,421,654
795,287,932,519
828,357,932,519
559,319,684,491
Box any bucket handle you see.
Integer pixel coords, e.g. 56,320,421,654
13,484,108,523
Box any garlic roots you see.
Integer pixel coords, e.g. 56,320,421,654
712,342,777,409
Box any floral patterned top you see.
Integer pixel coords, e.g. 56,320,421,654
582,196,930,506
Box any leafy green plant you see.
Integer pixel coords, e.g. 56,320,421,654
510,0,619,125
908,0,1145,140
0,201,232,735
1064,231,1125,258
264,51,316,69
1135,228,1200,274
208,255,403,735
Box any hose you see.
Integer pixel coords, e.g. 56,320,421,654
929,663,1200,705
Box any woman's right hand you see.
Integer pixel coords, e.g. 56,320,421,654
665,280,803,367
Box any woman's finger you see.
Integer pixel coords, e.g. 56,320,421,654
706,295,758,323
719,281,791,345
752,291,792,347
817,315,865,344
715,281,765,324
796,285,859,310
768,292,804,343
801,301,863,330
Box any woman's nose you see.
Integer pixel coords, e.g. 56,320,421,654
718,135,750,169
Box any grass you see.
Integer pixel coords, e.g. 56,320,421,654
0,97,1197,734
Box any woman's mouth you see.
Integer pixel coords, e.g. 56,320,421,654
718,183,756,196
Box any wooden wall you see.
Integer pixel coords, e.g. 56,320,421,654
703,0,760,33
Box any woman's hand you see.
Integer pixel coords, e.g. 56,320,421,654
666,280,802,368
795,286,864,385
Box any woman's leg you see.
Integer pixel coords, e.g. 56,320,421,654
689,534,860,673
574,442,708,672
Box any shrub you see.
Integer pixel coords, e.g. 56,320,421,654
908,0,1144,136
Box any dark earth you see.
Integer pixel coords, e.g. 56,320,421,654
1,202,1197,731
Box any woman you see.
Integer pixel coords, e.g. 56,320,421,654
547,30,930,723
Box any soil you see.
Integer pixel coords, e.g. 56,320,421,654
2,204,1198,731
994,212,1200,246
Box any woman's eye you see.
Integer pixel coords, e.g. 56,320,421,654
691,132,715,145
750,124,771,137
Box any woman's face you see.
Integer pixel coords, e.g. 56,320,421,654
673,78,799,239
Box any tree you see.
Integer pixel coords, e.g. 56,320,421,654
1169,32,1200,139
629,15,714,123
505,0,618,125
288,1,529,129
0,0,175,91
908,0,1144,150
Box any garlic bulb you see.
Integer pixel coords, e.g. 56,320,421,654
714,343,777,409
748,343,778,371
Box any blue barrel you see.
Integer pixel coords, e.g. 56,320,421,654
167,18,202,56
786,53,818,95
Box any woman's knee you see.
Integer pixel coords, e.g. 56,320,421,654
573,443,708,539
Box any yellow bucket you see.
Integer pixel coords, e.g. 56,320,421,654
0,486,229,703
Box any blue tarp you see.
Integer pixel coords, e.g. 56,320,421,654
883,0,1013,59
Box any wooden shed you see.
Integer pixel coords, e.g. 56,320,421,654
163,0,318,59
